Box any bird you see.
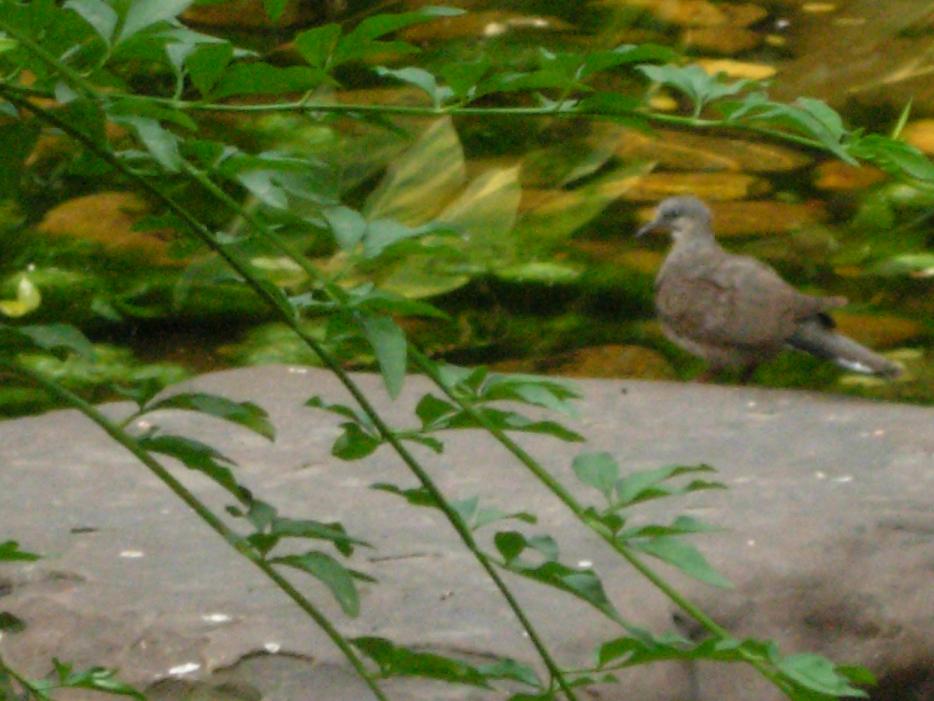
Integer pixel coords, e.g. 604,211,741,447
636,195,901,382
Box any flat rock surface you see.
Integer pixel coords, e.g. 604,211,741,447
1,367,932,700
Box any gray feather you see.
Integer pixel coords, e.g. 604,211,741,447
787,318,901,378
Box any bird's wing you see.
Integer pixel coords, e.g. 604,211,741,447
656,252,811,348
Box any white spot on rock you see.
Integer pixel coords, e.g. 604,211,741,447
577,560,593,569
264,642,281,653
201,613,231,624
815,471,827,480
168,662,200,676
120,550,144,558
832,475,853,483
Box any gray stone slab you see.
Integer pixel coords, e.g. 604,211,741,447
0,367,931,700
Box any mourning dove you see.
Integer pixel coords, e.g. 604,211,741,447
637,196,901,381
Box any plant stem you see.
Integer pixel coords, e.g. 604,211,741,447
0,77,830,154
0,19,97,97
0,655,47,700
0,88,578,701
408,349,788,689
2,361,389,701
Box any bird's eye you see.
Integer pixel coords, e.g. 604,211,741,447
664,208,681,219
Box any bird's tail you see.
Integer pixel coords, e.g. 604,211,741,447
788,317,901,378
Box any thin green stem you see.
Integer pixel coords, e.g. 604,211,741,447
2,361,389,701
408,349,789,689
183,152,580,701
0,87,578,701
168,83,776,691
0,19,97,97
185,114,768,688
0,656,48,700
0,75,830,154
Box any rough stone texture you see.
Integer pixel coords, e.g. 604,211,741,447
0,367,931,700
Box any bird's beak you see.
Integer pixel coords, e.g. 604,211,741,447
635,217,662,238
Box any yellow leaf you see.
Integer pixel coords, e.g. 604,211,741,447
0,276,41,317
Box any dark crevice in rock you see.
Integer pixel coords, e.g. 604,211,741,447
871,662,934,701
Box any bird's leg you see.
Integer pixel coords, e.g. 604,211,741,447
738,364,759,385
694,366,721,383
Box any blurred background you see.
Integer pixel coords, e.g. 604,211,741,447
2,0,932,414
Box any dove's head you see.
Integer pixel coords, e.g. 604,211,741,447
635,196,714,243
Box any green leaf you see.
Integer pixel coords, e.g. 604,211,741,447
0,540,40,562
460,407,584,442
347,286,447,319
117,0,192,45
213,63,326,98
371,482,438,508
581,44,677,77
334,7,464,64
263,0,290,22
0,120,39,198
64,0,118,44
617,515,720,539
631,535,732,588
351,636,489,687
294,24,341,68
375,66,448,107
638,64,758,116
577,92,641,116
775,654,869,697
363,219,454,259
450,496,536,531
851,134,934,183
494,531,622,621
114,116,181,171
50,660,144,700
613,464,721,508
346,6,464,42
721,93,856,163
359,314,407,399
332,422,381,460
493,531,527,563
0,611,26,633
323,205,367,251
440,58,491,99
598,633,686,667
572,452,619,502
479,373,581,416
415,394,457,428
402,433,444,453
13,323,95,360
186,41,234,96
268,517,367,557
306,395,372,427
364,116,466,225
417,398,584,441
143,392,275,440
891,99,912,139
272,551,360,616
477,658,542,688
238,170,288,209
873,252,934,276
139,433,249,502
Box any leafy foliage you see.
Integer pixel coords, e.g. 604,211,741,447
0,2,903,699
